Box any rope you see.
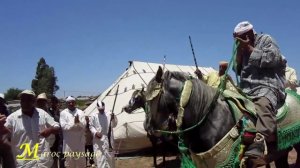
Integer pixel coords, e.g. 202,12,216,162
233,40,240,87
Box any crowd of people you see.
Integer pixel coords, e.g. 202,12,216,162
0,91,118,168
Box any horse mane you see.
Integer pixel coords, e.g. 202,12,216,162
162,70,217,125
162,71,190,82
188,78,217,123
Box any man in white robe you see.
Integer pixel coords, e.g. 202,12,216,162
89,101,118,168
60,96,86,168
0,89,60,168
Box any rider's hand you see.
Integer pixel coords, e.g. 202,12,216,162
194,69,203,79
235,35,254,54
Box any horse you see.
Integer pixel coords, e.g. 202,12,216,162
123,88,178,167
144,66,300,168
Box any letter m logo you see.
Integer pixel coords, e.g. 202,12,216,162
16,143,39,160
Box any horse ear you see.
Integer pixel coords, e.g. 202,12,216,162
141,87,145,92
155,66,163,83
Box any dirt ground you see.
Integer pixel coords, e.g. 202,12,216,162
115,149,298,168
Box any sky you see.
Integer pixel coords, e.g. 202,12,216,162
0,0,299,98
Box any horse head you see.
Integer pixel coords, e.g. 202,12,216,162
145,66,191,136
123,88,146,114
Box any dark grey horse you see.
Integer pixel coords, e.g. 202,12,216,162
144,66,300,168
123,88,178,168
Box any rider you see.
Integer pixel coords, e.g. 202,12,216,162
195,61,238,92
283,56,298,92
233,21,286,161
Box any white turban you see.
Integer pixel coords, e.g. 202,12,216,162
97,100,105,109
66,96,76,102
234,21,254,35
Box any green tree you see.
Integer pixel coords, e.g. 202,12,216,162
5,88,22,101
31,57,59,96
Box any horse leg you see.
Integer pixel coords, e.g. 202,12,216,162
274,152,289,168
265,140,289,168
149,134,158,167
162,140,166,168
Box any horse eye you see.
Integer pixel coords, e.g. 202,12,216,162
130,98,135,105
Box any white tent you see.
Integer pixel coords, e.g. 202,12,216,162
84,60,216,154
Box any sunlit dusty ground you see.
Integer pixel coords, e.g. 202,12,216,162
116,149,297,168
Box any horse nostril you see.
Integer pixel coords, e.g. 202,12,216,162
123,106,129,113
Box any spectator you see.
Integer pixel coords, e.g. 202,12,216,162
196,61,238,92
89,101,118,168
0,93,15,168
36,93,48,111
49,96,64,168
283,57,298,91
0,89,60,167
60,96,86,168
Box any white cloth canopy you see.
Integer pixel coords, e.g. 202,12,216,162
84,60,216,154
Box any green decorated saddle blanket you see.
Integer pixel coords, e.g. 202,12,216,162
222,89,300,126
191,89,300,168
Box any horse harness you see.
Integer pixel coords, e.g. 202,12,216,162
144,74,246,168
145,76,194,133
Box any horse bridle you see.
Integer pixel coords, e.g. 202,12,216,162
145,77,182,134
129,91,143,107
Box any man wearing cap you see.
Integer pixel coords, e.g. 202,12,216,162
195,61,237,92
233,21,286,162
36,92,56,165
60,96,86,168
0,89,60,167
36,92,49,112
89,101,118,168
48,96,64,168
282,57,298,91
